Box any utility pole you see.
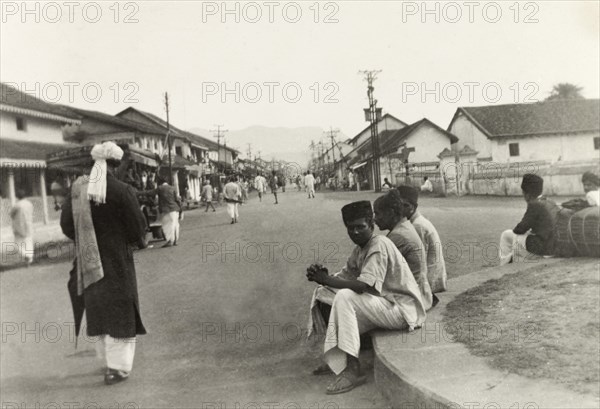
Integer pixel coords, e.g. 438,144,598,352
359,69,383,192
210,124,228,173
164,92,173,185
324,127,340,166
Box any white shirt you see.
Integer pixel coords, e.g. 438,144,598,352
224,182,241,200
421,180,433,192
304,174,315,188
254,176,266,191
586,190,600,206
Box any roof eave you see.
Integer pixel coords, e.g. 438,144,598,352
0,104,81,125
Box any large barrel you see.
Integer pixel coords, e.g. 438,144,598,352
569,207,600,258
554,208,577,257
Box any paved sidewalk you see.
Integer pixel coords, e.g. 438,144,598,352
372,259,600,409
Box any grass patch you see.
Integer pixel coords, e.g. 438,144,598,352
443,258,600,397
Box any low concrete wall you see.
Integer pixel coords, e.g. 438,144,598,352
448,160,599,197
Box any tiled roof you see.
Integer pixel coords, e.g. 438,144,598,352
1,139,78,161
1,82,81,123
68,107,166,135
349,113,408,144
117,107,238,153
457,99,600,138
355,118,458,157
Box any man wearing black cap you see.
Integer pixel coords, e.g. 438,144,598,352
396,185,447,298
306,200,426,394
499,174,560,265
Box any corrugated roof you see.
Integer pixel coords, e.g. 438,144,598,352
457,99,600,138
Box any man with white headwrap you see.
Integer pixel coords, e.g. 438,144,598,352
60,141,148,385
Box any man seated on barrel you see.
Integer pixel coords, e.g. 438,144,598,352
499,174,560,265
306,200,426,395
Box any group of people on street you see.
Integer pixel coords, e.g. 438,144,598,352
25,139,598,392
304,170,599,394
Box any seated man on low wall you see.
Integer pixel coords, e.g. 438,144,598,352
373,191,433,310
306,200,426,395
499,174,560,265
396,185,448,302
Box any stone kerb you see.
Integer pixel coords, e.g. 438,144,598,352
371,259,599,409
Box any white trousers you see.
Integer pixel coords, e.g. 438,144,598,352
161,211,180,243
307,186,315,197
226,202,239,219
14,235,34,263
94,335,136,372
499,230,539,265
323,289,407,375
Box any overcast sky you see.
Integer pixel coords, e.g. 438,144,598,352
2,1,599,140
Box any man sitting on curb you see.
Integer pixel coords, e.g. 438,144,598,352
499,173,560,265
306,200,426,395
396,185,447,305
374,190,433,310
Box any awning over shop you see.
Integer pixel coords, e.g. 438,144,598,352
351,161,368,171
128,150,159,167
185,164,203,177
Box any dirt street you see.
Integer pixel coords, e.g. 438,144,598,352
1,190,525,408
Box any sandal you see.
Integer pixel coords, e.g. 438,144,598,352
312,363,333,376
325,371,367,395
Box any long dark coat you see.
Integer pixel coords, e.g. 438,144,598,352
61,173,147,338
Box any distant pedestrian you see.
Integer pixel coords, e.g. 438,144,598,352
420,177,433,193
270,171,279,204
254,172,267,202
10,189,34,266
305,170,315,199
142,177,182,247
202,180,216,212
224,176,242,223
382,178,393,190
242,179,249,203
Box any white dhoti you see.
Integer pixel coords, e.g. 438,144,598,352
307,285,338,339
94,335,137,372
322,289,407,375
161,211,180,243
499,230,540,266
14,234,34,263
226,202,239,219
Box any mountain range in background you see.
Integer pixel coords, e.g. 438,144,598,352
188,126,349,167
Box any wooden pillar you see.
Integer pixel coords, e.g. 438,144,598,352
7,167,16,206
173,170,180,197
39,167,49,224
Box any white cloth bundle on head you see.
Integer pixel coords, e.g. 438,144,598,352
87,142,124,204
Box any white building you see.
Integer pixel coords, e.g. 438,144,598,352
447,99,600,163
0,83,80,225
